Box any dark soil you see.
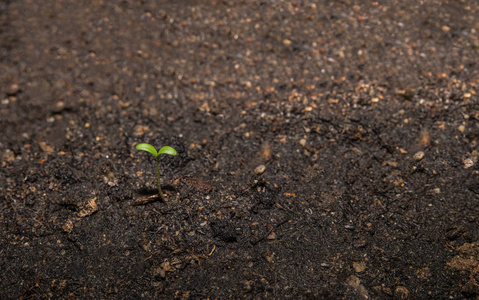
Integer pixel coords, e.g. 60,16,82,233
1,0,479,299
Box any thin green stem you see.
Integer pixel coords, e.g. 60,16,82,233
155,156,164,201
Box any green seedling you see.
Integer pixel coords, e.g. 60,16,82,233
135,143,177,201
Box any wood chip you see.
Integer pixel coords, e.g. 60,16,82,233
77,197,98,217
62,219,74,233
132,194,161,206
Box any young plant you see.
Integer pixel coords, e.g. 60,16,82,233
135,143,177,201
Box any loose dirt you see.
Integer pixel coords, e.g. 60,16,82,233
1,1,479,298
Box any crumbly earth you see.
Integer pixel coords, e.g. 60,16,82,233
1,0,479,299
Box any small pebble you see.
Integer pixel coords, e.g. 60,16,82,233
8,84,19,94
267,232,277,240
458,125,465,133
320,262,330,268
299,139,307,148
413,151,424,161
254,165,266,175
345,224,355,230
464,158,475,169
353,261,366,273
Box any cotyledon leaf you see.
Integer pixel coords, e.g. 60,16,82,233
136,143,158,157
158,146,177,156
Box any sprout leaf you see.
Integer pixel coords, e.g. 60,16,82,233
135,143,178,201
158,146,177,156
136,143,158,157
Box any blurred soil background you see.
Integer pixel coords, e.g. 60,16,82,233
1,0,479,298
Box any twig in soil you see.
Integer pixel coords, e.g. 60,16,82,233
208,244,216,256
131,194,161,206
186,247,210,266
132,186,179,206
143,249,162,262
250,217,290,245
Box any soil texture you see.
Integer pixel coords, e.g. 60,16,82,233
1,0,479,299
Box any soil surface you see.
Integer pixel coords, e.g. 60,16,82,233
1,0,479,299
